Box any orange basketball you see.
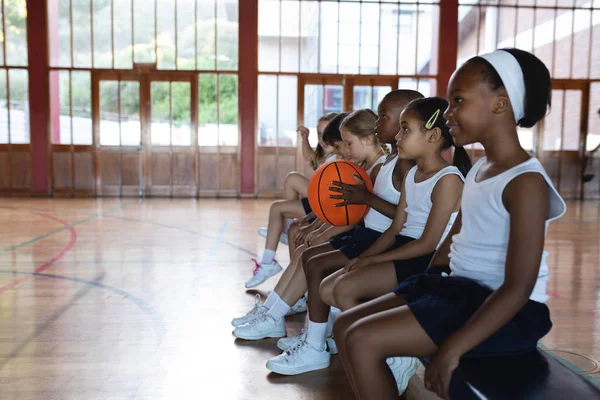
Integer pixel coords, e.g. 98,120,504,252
307,160,374,226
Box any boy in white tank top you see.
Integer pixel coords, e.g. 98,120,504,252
335,49,566,400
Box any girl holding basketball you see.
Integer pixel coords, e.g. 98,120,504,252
266,96,470,379
335,48,566,400
257,113,339,246
312,96,470,392
245,113,348,289
232,109,388,337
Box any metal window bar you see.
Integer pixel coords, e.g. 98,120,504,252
214,0,218,71
90,0,95,68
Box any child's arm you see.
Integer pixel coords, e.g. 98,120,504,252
424,173,550,399
298,126,314,162
426,207,461,273
309,224,355,245
295,217,324,246
365,175,463,266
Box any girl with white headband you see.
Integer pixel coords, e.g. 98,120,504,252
333,48,566,400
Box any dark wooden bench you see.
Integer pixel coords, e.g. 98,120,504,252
417,349,600,399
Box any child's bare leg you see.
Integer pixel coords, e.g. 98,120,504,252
283,172,309,200
319,269,345,308
265,200,305,252
333,262,397,311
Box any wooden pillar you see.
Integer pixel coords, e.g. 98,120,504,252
435,0,459,98
27,0,51,195
238,0,258,196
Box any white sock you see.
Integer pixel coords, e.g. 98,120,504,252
306,320,328,351
261,249,276,265
264,291,281,309
283,218,293,234
268,298,291,320
326,307,342,337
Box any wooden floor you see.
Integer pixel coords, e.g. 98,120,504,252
0,198,598,399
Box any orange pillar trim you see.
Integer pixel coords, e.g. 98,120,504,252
27,0,52,195
239,0,258,196
436,0,459,99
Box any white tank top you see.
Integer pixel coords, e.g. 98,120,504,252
365,155,387,175
324,154,337,163
364,155,401,232
400,165,464,249
449,157,566,303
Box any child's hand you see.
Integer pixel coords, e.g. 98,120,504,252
295,224,313,247
304,230,320,247
329,174,369,206
424,345,461,400
297,126,310,141
343,257,372,272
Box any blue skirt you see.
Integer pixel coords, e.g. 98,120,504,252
329,225,382,260
393,273,552,356
391,235,434,284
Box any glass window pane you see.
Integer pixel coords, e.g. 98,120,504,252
72,0,92,68
8,69,29,143
198,74,217,146
258,0,280,72
591,10,600,79
0,6,4,66
99,81,119,145
113,0,133,69
5,0,28,66
133,0,156,63
171,82,191,145
151,82,171,145
219,74,238,146
257,74,277,145
338,3,360,74
417,79,433,97
571,9,592,79
374,86,391,109
217,0,238,70
93,0,113,68
280,0,300,73
397,4,417,75
0,70,8,143
320,2,338,73
176,0,196,70
379,4,398,75
277,75,297,146
57,71,71,144
120,81,140,146
197,0,216,70
417,4,436,75
304,84,324,139
353,86,373,110
71,71,92,145
360,3,379,75
300,1,319,73
157,0,176,70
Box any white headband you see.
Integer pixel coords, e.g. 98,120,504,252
478,50,526,124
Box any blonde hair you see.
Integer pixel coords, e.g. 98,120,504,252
340,109,390,157
309,113,339,170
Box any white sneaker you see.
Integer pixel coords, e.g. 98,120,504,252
277,328,307,351
231,294,268,327
386,357,419,395
266,339,331,375
233,312,286,340
285,292,308,316
257,227,289,245
277,330,338,355
245,259,283,288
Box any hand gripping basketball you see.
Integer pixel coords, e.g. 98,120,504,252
307,160,373,226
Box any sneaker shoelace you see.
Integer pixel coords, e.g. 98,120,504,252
250,258,278,275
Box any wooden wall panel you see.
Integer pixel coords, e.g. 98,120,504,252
0,153,10,188
173,153,193,186
277,153,297,195
99,153,121,186
151,153,171,186
257,154,276,195
219,154,239,192
52,152,72,189
11,152,31,189
74,152,94,190
199,153,218,191
121,154,140,186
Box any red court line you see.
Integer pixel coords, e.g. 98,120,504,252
0,212,77,294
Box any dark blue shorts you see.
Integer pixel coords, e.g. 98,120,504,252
393,274,552,356
329,225,382,260
391,235,434,284
301,197,312,215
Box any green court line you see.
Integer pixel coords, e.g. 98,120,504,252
0,206,125,258
538,344,600,387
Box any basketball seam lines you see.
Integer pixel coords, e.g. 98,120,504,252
317,163,335,225
332,162,349,226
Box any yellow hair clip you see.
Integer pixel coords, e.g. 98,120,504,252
425,109,441,130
